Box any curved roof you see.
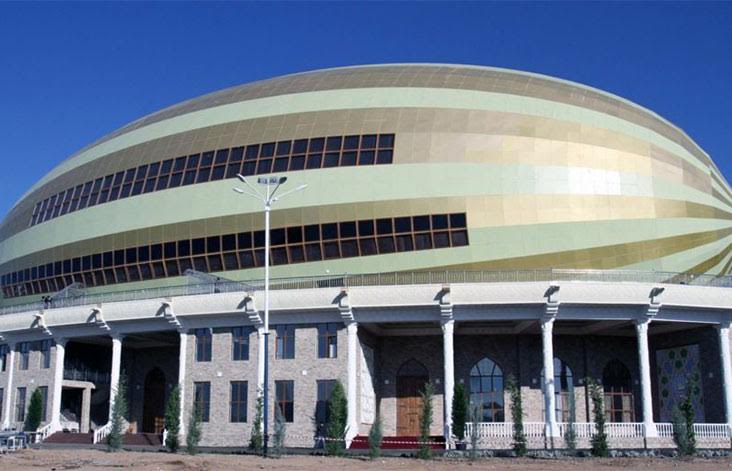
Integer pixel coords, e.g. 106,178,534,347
74,63,711,168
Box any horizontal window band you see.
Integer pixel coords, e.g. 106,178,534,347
29,133,396,228
2,212,467,299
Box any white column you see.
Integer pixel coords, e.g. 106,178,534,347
2,344,16,429
636,319,657,437
718,321,732,434
178,331,187,436
80,387,91,434
442,319,455,443
50,338,67,430
541,317,560,438
108,334,123,421
346,322,359,443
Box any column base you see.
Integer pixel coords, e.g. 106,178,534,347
644,422,658,438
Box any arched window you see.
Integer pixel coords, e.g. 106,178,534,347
602,359,635,422
469,357,504,422
541,358,574,422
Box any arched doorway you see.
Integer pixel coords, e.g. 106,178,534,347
142,368,166,433
602,359,634,422
396,359,428,436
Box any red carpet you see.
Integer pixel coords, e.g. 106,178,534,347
349,435,445,450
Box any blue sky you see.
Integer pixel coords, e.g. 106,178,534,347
0,2,730,218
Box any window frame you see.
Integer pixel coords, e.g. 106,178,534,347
275,325,295,360
229,381,248,423
193,381,211,422
317,323,338,359
275,380,294,422
195,328,212,362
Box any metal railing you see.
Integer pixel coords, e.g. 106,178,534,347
1,268,730,317
63,368,111,385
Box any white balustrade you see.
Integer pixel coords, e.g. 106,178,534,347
462,421,731,442
34,422,58,443
605,422,644,437
465,422,548,439
652,422,729,439
558,422,595,438
656,422,674,437
694,423,730,438
93,422,112,444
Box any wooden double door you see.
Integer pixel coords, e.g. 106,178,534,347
396,375,428,436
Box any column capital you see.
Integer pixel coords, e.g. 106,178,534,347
719,319,732,330
54,337,68,347
635,316,652,332
439,285,453,323
161,300,181,329
110,332,126,341
346,322,358,334
243,293,262,327
441,317,455,333
337,288,355,324
90,305,110,331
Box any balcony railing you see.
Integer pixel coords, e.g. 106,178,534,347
63,367,111,385
1,268,730,316
469,422,730,440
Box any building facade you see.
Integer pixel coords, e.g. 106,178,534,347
1,64,732,449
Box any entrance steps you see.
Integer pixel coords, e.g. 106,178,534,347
122,433,162,447
349,435,445,450
41,431,161,447
43,432,93,444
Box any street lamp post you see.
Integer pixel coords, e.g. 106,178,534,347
233,174,307,457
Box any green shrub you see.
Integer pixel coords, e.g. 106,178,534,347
507,374,527,456
164,385,181,452
108,375,128,452
586,377,608,457
418,382,434,460
368,412,383,459
249,389,264,454
186,404,202,455
451,383,468,442
24,388,43,432
325,381,347,456
674,381,697,456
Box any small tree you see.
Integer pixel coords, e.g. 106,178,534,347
24,388,44,432
507,375,527,456
186,404,202,455
108,375,129,452
164,385,181,452
586,377,608,457
325,381,348,456
451,383,468,442
564,385,577,452
674,381,697,456
249,389,264,454
469,406,480,461
272,404,287,457
418,382,434,460
368,412,383,459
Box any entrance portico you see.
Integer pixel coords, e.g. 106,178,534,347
1,273,731,450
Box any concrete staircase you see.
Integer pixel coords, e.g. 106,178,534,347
43,432,93,444
41,431,161,448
